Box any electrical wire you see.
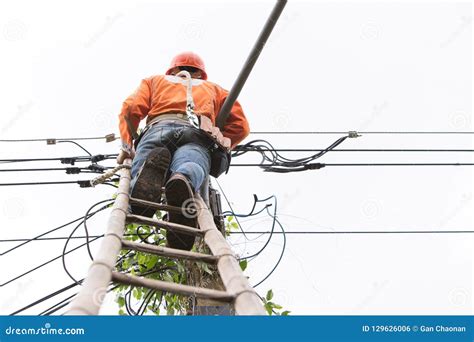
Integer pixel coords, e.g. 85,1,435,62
56,140,92,156
0,236,102,288
0,134,117,142
0,180,120,187
231,162,474,169
9,280,83,315
238,195,280,261
233,136,355,173
0,154,118,164
249,131,474,135
214,179,249,239
234,148,474,153
0,166,114,173
0,205,111,257
62,199,114,285
252,207,286,288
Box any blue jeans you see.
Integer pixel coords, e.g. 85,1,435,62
130,121,211,194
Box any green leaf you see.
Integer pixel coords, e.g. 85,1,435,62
281,311,290,316
239,259,248,271
117,296,125,307
118,309,126,315
227,216,233,222
264,303,273,315
266,289,273,301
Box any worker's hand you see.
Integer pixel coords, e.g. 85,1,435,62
117,149,135,164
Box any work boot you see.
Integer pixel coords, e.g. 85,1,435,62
130,147,171,217
165,173,197,251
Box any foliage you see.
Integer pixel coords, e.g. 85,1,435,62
113,213,289,315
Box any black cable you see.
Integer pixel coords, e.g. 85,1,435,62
214,179,248,240
13,250,134,315
0,236,102,287
83,199,115,260
230,230,474,234
0,166,113,173
39,294,77,316
0,206,110,256
231,162,474,168
250,131,474,135
56,140,92,156
0,154,118,164
0,233,147,243
9,280,83,315
238,195,279,261
0,180,91,187
0,179,120,187
253,207,286,288
232,136,354,173
62,200,114,284
0,134,117,142
234,148,474,153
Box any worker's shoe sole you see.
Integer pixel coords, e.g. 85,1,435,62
130,147,171,218
165,173,197,251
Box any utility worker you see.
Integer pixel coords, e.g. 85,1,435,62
116,52,250,250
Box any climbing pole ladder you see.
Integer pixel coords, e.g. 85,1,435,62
65,159,265,315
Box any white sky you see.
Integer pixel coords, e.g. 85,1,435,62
0,0,472,315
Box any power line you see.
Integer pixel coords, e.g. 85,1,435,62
0,179,119,187
9,280,82,316
0,133,117,143
3,228,473,243
0,237,102,287
0,205,111,256
231,163,474,167
0,154,118,164
0,166,114,173
229,230,474,234
250,131,474,135
235,148,474,153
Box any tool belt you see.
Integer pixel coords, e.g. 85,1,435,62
134,114,231,178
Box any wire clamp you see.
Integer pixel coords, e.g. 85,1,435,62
348,131,361,138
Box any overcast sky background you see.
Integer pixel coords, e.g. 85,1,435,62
0,0,472,315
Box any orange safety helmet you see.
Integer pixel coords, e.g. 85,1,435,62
165,52,208,80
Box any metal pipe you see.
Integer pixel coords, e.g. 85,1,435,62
216,0,287,129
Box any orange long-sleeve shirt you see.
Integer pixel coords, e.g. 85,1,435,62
118,74,250,152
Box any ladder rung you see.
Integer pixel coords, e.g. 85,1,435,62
129,197,193,215
112,272,234,302
126,214,204,236
121,239,218,264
